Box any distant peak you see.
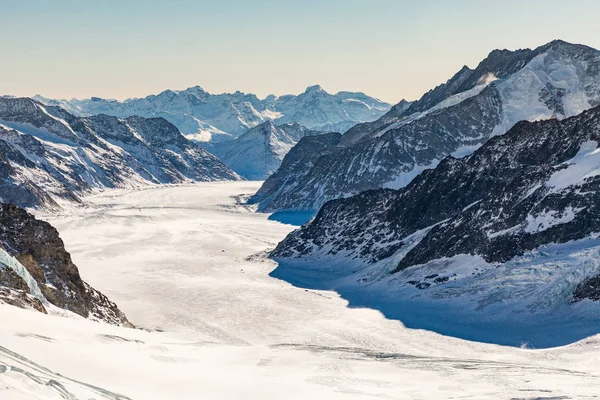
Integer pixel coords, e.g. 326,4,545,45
186,85,206,93
240,120,278,139
251,120,277,131
157,89,177,98
305,84,325,94
540,39,597,53
545,39,572,47
262,120,277,129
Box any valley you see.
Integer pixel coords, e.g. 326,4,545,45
2,182,599,399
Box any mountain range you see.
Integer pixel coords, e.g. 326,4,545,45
252,40,600,212
34,85,391,142
0,97,239,209
271,104,600,344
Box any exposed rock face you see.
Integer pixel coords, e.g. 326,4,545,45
0,203,131,326
272,106,600,286
0,287,47,314
201,121,321,180
573,275,600,302
255,40,600,212
250,132,343,210
34,85,391,142
0,97,240,209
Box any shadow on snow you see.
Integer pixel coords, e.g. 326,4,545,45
267,211,315,226
270,261,600,349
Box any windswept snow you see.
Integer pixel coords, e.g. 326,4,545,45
524,207,580,233
1,183,599,399
547,140,600,191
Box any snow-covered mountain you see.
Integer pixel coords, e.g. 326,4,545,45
0,203,131,326
34,85,391,142
0,97,240,209
271,105,600,331
201,121,321,180
253,40,600,212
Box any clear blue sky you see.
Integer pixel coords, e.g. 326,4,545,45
1,0,599,103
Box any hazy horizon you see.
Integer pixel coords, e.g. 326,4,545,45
2,0,600,104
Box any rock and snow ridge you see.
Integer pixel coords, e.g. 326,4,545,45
0,203,131,326
253,39,600,212
200,121,322,180
34,85,392,142
0,96,240,209
270,106,600,331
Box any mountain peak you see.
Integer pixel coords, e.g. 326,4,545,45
546,38,571,47
539,39,599,56
242,120,278,139
184,85,206,93
304,84,325,94
260,119,277,130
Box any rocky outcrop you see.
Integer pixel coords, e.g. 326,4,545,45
0,203,131,326
573,275,600,302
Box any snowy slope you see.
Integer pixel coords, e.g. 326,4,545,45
201,121,321,180
254,40,600,212
4,302,600,400
0,97,240,209
34,85,391,142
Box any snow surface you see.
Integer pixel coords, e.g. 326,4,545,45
2,182,600,399
547,140,600,191
492,50,600,137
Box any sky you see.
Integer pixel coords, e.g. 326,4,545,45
1,0,600,104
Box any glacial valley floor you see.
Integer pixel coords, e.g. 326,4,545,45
1,182,599,399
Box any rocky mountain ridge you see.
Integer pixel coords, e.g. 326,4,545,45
0,97,240,209
271,106,600,313
253,40,600,212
